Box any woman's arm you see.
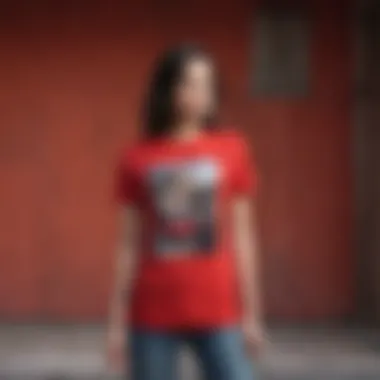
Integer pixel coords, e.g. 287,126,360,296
107,205,140,370
232,197,264,340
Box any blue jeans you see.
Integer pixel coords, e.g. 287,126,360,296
129,327,255,380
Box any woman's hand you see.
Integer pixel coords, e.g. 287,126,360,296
106,325,126,375
242,320,266,357
106,207,140,376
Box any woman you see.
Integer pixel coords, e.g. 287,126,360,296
107,44,264,380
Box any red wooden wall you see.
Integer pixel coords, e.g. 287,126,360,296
0,1,353,321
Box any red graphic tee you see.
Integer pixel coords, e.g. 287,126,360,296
116,129,257,329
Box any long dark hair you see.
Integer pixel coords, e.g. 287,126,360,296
142,44,220,139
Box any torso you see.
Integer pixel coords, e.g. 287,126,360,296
118,129,255,329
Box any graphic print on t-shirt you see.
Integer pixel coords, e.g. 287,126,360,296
148,158,220,256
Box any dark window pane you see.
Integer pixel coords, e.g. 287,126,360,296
252,8,310,97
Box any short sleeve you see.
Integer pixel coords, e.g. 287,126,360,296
115,155,140,206
231,136,258,197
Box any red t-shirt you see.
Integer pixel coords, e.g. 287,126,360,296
116,129,257,329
